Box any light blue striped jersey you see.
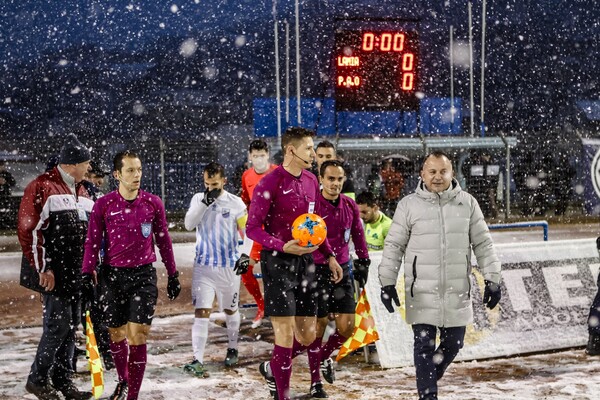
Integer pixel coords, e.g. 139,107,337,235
186,190,247,268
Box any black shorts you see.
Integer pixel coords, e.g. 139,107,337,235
316,262,356,318
98,264,158,328
260,250,318,317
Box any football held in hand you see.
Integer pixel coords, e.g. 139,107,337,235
291,213,327,247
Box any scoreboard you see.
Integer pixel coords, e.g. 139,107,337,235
334,28,420,112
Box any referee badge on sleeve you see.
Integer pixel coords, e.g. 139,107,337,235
141,222,152,238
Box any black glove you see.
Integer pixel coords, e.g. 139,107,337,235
353,258,371,287
483,280,501,309
380,285,400,313
167,271,181,300
81,273,95,307
234,253,250,276
202,188,221,206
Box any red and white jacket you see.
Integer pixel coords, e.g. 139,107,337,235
18,167,94,297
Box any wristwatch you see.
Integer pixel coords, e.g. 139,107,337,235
326,252,336,261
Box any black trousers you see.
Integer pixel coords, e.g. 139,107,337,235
29,294,78,389
412,324,466,399
588,272,600,335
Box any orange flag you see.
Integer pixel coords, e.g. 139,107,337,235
85,311,104,399
336,288,379,361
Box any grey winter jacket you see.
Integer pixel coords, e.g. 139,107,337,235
378,178,501,327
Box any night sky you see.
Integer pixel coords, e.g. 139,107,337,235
0,0,599,136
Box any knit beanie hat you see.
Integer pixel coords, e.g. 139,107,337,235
59,134,91,165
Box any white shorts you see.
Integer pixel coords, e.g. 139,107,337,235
192,265,241,312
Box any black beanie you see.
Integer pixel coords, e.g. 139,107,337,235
59,134,91,165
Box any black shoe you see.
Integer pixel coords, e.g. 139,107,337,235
224,348,239,367
57,382,92,400
259,361,277,399
310,382,328,398
586,334,600,356
320,357,335,384
420,394,438,400
74,347,87,357
25,380,61,400
108,381,128,400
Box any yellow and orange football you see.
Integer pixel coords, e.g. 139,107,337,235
291,213,327,247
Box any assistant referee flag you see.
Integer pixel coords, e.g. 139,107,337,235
336,288,379,361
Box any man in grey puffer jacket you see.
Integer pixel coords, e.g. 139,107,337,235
378,151,501,400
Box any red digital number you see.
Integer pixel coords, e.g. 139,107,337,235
393,33,405,51
362,33,374,51
402,73,414,90
362,32,406,52
402,53,414,71
381,33,392,51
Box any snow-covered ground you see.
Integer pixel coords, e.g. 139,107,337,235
2,223,600,399
1,313,600,400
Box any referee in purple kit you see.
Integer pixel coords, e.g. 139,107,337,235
81,150,181,400
292,159,370,398
247,127,343,400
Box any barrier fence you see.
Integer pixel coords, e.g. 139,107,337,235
366,238,599,368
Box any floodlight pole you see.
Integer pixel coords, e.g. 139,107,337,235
285,19,290,124
449,25,455,131
480,0,487,137
468,1,475,137
273,1,282,148
295,0,302,124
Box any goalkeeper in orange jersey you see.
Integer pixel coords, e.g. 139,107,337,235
240,139,277,328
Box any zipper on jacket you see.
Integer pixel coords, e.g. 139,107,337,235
410,256,417,297
466,255,472,299
438,194,447,325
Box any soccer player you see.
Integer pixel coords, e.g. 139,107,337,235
355,191,392,252
314,141,336,172
81,150,181,400
294,160,370,398
246,127,343,400
240,139,277,328
354,191,392,287
313,141,355,199
182,162,248,377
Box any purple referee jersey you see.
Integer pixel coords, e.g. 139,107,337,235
313,194,369,265
82,189,176,276
247,165,333,256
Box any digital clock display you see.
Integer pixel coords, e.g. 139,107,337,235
334,29,419,111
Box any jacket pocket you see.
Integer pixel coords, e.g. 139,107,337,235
466,255,472,299
410,256,417,298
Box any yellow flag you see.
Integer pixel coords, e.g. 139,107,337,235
85,311,104,399
336,288,379,361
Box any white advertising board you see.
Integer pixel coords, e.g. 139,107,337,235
367,238,600,368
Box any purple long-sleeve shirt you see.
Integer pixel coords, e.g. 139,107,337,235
82,189,177,276
247,165,333,256
313,194,369,265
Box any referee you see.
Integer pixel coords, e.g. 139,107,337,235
247,127,343,400
81,150,181,400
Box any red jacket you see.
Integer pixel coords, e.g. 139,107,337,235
18,167,94,297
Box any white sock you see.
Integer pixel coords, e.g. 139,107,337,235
192,318,209,363
225,311,241,349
